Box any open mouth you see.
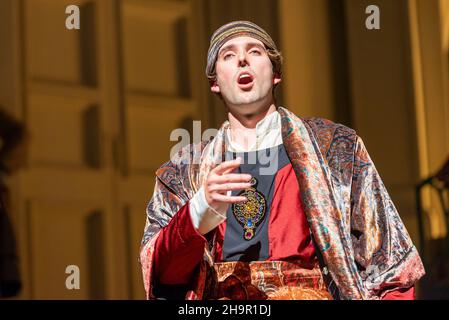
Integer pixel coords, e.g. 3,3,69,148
237,72,254,89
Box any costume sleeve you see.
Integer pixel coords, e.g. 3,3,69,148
153,201,207,285
381,286,415,300
350,136,425,299
139,163,207,300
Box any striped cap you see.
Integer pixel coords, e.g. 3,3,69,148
206,21,279,80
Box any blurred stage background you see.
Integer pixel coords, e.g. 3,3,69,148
0,0,448,299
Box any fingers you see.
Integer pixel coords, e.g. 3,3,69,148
211,193,247,204
206,157,251,207
209,182,251,192
209,173,252,184
212,157,242,175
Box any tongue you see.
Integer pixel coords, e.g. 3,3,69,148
239,77,253,85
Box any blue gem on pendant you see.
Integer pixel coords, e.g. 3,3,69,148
247,219,253,227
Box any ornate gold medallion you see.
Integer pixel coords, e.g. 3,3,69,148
232,177,266,240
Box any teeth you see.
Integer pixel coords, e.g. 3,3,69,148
239,74,251,79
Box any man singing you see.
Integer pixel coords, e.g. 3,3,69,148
140,21,425,300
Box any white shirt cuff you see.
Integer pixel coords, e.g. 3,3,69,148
189,187,227,235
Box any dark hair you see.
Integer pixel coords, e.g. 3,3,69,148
0,108,26,172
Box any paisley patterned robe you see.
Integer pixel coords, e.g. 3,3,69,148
139,107,425,300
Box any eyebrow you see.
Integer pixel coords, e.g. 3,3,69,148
218,42,265,57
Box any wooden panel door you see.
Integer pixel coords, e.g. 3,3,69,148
14,0,124,299
1,0,209,300
118,0,206,299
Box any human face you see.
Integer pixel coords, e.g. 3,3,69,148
211,36,281,111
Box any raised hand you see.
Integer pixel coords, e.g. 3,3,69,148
204,157,251,214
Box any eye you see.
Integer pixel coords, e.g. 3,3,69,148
250,49,261,55
223,53,234,60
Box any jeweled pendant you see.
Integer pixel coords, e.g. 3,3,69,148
232,177,266,241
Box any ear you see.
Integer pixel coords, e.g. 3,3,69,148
273,73,282,86
210,79,220,93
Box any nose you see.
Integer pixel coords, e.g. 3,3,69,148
238,52,248,67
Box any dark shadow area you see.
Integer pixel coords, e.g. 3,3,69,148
79,1,98,87
175,17,191,98
326,0,353,127
82,105,101,169
86,210,106,299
